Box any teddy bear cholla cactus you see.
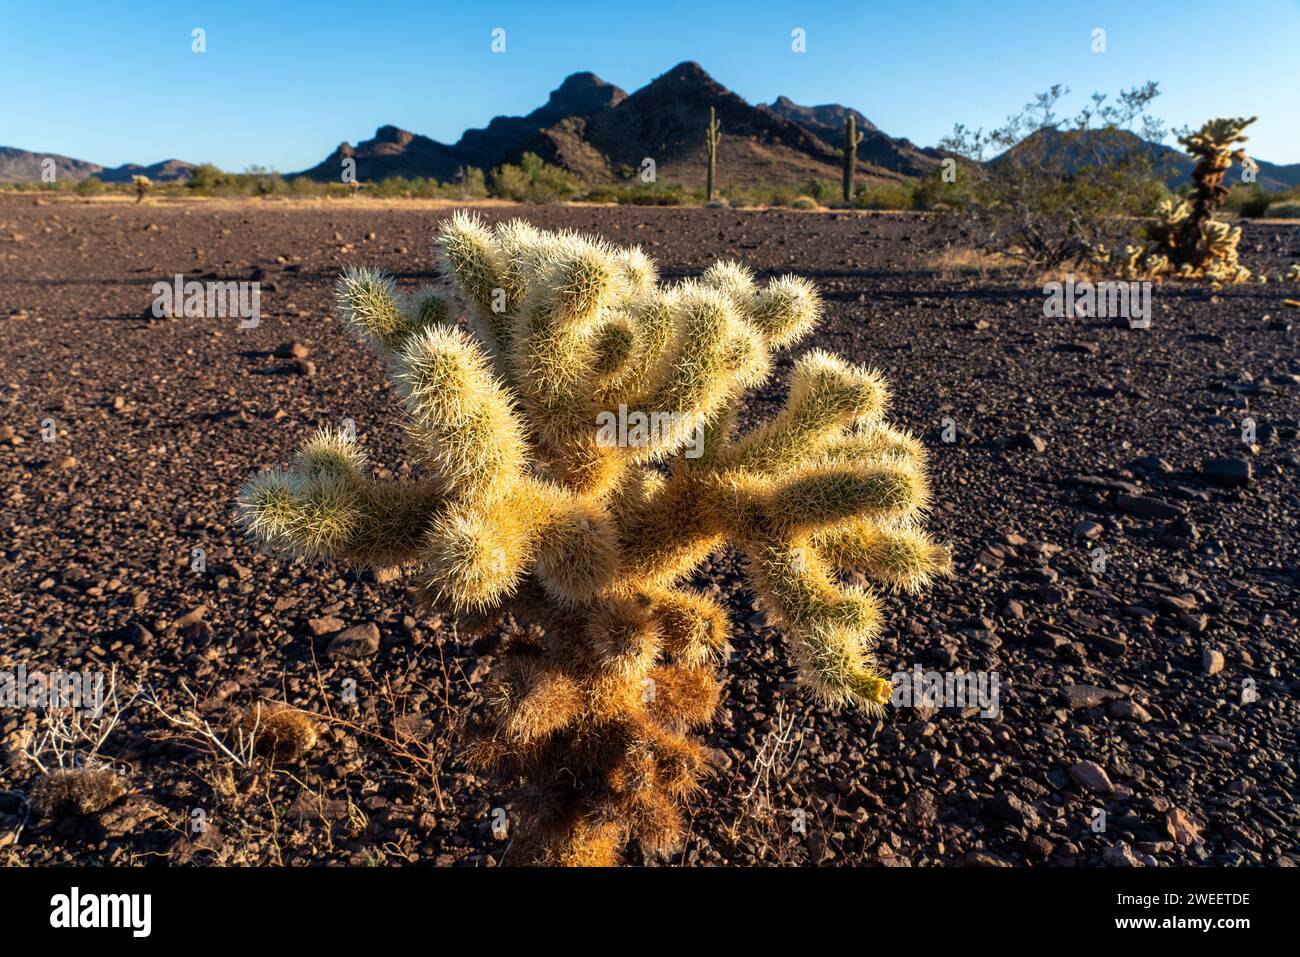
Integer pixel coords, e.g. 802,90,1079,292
1094,117,1255,285
237,213,948,864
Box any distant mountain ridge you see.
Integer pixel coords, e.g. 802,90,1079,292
997,127,1300,193
5,63,1297,193
293,61,944,188
0,147,195,184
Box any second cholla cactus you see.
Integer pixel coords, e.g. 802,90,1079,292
238,213,949,864
1098,117,1256,285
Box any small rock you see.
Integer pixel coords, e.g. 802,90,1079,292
1009,431,1047,453
306,616,345,636
964,849,1010,867
1107,699,1151,722
171,605,207,630
1063,684,1122,709
1201,457,1252,488
287,359,317,377
1116,493,1183,520
1165,807,1202,846
1069,760,1115,794
327,622,380,660
1201,648,1225,675
1103,842,1141,867
1074,521,1104,540
906,789,938,826
987,793,1040,828
274,341,309,359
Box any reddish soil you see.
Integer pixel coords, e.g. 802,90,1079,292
1,196,1297,866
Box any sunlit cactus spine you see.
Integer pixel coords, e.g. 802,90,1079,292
237,213,949,865
843,115,865,205
705,107,722,203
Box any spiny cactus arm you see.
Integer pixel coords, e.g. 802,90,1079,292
813,517,953,593
644,663,723,732
744,538,891,709
436,211,511,352
508,247,624,451
593,289,679,402
423,476,618,610
710,459,927,542
623,285,769,463
336,267,451,356
612,472,727,588
744,275,823,348
816,425,929,469
646,586,732,664
716,350,889,474
237,467,445,568
390,324,528,499
702,262,821,349
486,656,585,746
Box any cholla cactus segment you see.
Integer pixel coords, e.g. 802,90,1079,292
337,267,450,355
236,213,948,865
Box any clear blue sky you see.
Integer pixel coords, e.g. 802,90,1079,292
5,0,1298,172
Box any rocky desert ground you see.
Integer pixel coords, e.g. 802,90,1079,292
1,196,1296,866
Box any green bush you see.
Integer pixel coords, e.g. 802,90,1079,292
804,177,838,205
489,153,581,203
75,176,105,196
939,83,1171,269
1226,183,1272,218
854,182,913,210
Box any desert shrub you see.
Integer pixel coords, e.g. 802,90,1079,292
584,182,693,206
188,162,227,193
238,214,949,865
940,84,1170,269
790,194,820,210
75,176,104,196
287,175,320,197
490,152,581,203
909,169,972,211
448,166,488,199
1268,203,1300,219
854,182,914,210
804,177,838,205
244,165,288,197
1226,183,1271,218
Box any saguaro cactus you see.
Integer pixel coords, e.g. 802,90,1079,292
843,115,865,205
238,214,949,865
705,107,722,203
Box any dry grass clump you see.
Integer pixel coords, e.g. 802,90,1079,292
31,767,126,817
235,702,318,762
